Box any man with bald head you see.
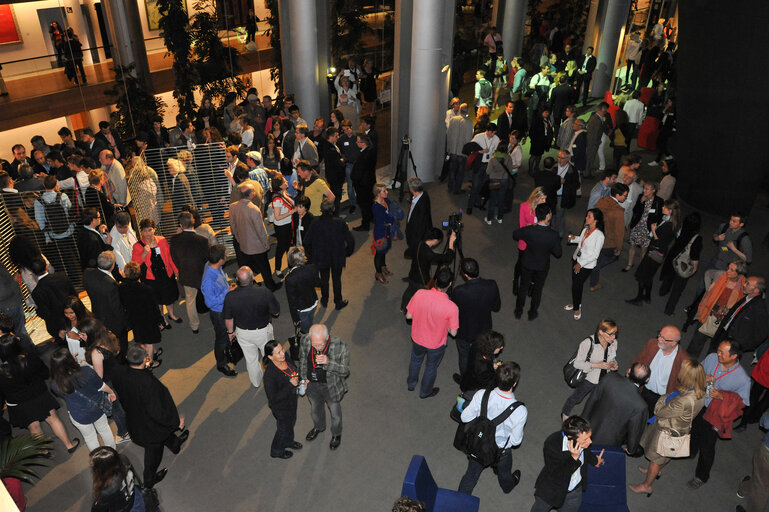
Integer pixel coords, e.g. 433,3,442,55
299,323,350,451
223,266,280,388
631,325,690,414
229,182,280,291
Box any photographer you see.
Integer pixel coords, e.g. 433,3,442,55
400,227,456,312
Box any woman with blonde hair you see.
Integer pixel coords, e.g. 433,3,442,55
372,182,396,283
631,358,706,496
513,187,547,296
127,156,160,226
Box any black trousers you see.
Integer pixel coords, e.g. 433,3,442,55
661,273,692,315
516,266,548,315
691,408,718,482
271,406,297,457
273,223,293,272
319,266,343,306
141,431,184,488
687,329,715,360
240,250,277,290
571,262,592,310
329,182,344,215
374,253,386,273
354,183,373,228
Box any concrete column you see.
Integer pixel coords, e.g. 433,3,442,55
406,0,454,182
583,0,601,53
102,0,152,89
490,0,503,30
390,0,414,180
62,0,94,65
591,0,630,99
502,0,527,60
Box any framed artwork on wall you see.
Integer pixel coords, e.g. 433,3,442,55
145,0,162,31
0,5,22,45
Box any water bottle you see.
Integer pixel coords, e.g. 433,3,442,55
297,381,306,396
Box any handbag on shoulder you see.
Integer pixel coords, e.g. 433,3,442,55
562,336,595,388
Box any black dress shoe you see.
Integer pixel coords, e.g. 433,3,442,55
271,450,293,459
320,299,328,308
178,429,190,443
452,373,462,384
514,309,522,319
329,435,341,450
626,298,643,306
528,311,538,321
335,300,349,311
154,468,168,484
504,470,521,494
420,387,440,399
348,205,356,214
306,427,325,441
353,224,369,231
192,329,199,334
290,441,303,450
218,366,237,377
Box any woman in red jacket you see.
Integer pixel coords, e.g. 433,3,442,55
131,218,181,328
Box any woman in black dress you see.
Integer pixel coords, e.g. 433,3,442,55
359,57,379,115
262,340,302,459
119,261,165,367
131,218,181,327
460,330,505,393
0,334,80,453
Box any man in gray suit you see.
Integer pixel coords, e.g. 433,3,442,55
582,362,650,455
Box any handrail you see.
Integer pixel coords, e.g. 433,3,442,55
0,36,167,66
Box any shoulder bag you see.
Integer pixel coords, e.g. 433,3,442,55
563,336,595,388
656,398,692,458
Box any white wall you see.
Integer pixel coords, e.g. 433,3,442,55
0,117,72,161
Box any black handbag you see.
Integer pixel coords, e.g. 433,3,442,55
195,289,210,314
562,336,595,388
287,324,302,362
226,337,244,364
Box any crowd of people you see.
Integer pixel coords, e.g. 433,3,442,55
0,16,767,512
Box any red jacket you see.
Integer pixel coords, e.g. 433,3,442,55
632,338,690,394
131,236,178,280
703,391,744,439
752,349,769,388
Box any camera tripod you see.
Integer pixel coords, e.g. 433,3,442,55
395,135,418,202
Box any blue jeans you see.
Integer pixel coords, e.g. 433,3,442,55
467,163,488,210
407,341,446,397
105,380,129,437
209,310,229,368
589,248,618,287
448,154,467,193
486,179,507,220
0,303,33,351
455,337,471,375
345,162,357,206
298,306,316,334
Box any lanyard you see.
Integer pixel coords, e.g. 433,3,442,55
712,362,739,382
275,363,297,379
579,228,596,249
312,342,329,369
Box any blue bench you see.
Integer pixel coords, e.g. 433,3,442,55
401,455,480,512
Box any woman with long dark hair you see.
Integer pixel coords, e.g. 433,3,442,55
62,295,93,366
50,348,116,451
627,199,681,306
460,330,505,393
659,212,702,315
261,133,284,171
0,334,80,453
90,446,145,511
262,340,302,459
564,209,605,320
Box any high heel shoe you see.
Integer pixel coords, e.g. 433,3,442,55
637,466,662,479
621,265,632,272
168,315,183,324
628,483,653,497
375,273,388,284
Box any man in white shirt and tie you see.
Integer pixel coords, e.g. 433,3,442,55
109,211,138,273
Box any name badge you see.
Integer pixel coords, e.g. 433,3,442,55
155,247,161,255
343,141,350,146
310,370,318,381
649,208,656,213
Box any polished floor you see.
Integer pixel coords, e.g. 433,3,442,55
20,142,769,512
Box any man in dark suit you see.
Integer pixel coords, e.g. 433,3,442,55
170,212,210,335
512,204,562,320
533,157,561,214
575,46,596,104
80,128,108,163
361,115,378,162
351,133,377,231
95,121,127,161
111,344,189,488
167,158,195,219
582,362,650,456
527,107,554,175
569,119,587,177
322,127,346,216
495,101,516,143
76,207,112,270
30,258,76,340
550,75,574,129
83,251,128,356
404,177,433,258
449,257,500,379
7,144,34,181
303,199,355,310
699,276,768,356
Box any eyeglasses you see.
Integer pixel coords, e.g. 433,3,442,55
656,331,679,343
601,330,618,337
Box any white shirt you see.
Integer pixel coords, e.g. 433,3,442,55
109,225,138,270
562,434,585,491
66,326,88,366
408,193,423,222
648,346,678,395
460,388,527,449
623,99,646,124
472,132,499,163
557,163,569,195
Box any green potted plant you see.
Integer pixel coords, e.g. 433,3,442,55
0,435,53,510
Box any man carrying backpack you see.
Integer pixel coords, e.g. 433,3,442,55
33,175,79,281
474,70,493,114
457,361,528,495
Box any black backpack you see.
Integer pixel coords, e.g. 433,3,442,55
453,388,524,467
36,192,70,235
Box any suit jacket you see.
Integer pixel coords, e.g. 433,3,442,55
170,230,209,287
533,170,561,212
550,84,573,120
95,132,127,160
578,54,596,76
351,147,376,187
534,430,599,508
76,226,113,269
86,139,109,163
713,296,769,352
111,366,180,445
570,131,587,171
323,140,346,186
169,173,195,216
303,214,355,269
83,268,127,334
586,112,603,147
529,115,554,156
404,192,433,256
230,199,270,255
450,277,501,344
560,163,580,210
512,224,562,271
495,112,515,143
31,273,75,337
596,197,626,250
293,138,319,168
582,372,649,454
118,279,163,345
284,263,321,323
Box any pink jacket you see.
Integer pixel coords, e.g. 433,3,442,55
518,203,537,250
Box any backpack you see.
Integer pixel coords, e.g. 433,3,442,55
478,79,493,103
453,388,524,467
672,234,700,278
36,192,70,235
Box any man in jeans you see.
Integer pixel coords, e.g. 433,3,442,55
200,244,237,377
406,267,459,399
223,266,280,388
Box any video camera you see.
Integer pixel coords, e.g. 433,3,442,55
442,211,463,233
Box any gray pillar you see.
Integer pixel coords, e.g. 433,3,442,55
283,0,322,123
583,0,601,53
278,0,294,96
406,0,454,183
103,0,151,89
502,0,527,60
591,0,630,99
490,0,503,30
390,0,414,180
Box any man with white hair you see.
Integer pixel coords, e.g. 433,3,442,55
299,323,350,451
99,149,130,207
